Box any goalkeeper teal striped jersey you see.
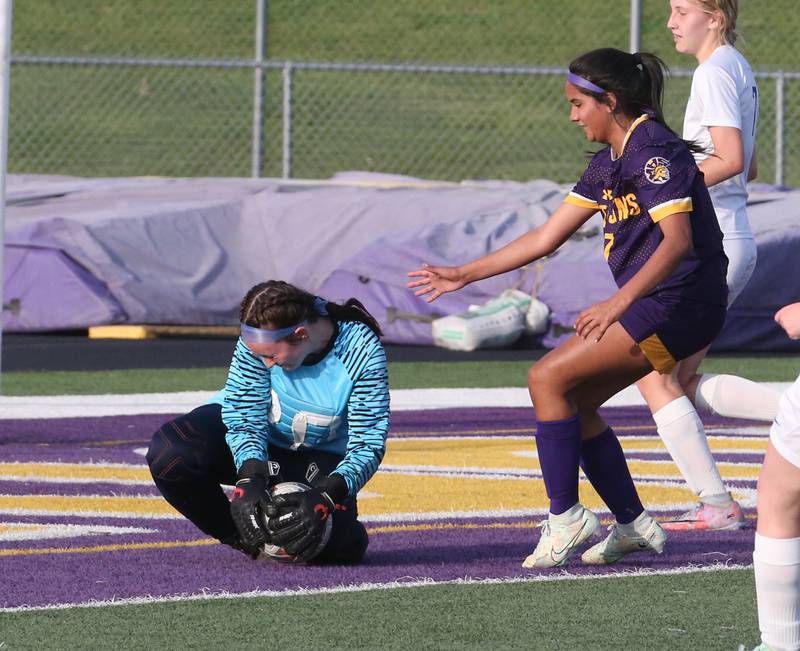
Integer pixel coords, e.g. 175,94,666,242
213,320,390,497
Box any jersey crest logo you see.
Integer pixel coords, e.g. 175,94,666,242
644,157,671,184
305,462,320,483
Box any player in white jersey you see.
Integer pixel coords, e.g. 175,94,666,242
750,302,800,651
633,0,783,533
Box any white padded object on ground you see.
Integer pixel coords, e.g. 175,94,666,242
524,297,550,335
431,289,535,351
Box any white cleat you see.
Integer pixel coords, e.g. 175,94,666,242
581,515,667,565
522,506,600,569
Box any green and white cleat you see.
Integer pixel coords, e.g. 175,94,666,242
581,515,667,565
522,506,599,569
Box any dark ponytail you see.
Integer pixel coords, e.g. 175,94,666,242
240,280,382,337
569,48,704,155
325,298,383,337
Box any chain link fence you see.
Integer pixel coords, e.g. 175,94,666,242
8,1,800,186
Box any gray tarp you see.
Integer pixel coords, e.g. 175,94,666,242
3,173,800,351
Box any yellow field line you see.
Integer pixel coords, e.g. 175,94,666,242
369,521,534,534
1,522,530,557
1,513,758,558
0,538,217,557
1,523,529,557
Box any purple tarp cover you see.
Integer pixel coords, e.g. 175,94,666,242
3,173,799,350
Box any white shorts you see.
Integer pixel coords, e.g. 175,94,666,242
723,237,757,307
770,374,800,469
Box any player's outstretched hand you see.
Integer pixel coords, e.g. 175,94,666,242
266,487,335,561
407,264,466,303
574,294,630,342
775,301,800,340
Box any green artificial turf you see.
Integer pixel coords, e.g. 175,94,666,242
1,355,797,396
0,568,758,650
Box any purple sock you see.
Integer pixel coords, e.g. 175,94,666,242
535,415,581,515
580,427,644,524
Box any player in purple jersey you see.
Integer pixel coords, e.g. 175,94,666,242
408,48,728,567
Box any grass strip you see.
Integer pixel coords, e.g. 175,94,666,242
0,568,759,649
1,355,797,396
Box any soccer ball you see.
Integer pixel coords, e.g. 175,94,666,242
261,481,333,563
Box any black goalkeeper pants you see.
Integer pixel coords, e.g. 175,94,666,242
146,403,369,564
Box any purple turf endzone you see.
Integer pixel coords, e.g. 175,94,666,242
0,406,763,609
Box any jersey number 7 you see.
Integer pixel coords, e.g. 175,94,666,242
604,233,615,260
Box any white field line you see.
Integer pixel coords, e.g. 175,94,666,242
358,501,718,522
0,523,156,541
0,383,791,419
0,562,753,613
389,435,770,449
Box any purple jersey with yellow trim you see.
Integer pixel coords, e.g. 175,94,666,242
565,116,727,305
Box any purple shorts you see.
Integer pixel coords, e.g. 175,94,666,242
619,293,726,374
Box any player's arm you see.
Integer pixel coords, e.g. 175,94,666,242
222,338,272,466
331,339,390,496
575,212,692,340
221,339,276,553
408,201,596,302
698,126,745,187
691,64,748,187
618,212,692,301
775,302,800,340
747,143,758,182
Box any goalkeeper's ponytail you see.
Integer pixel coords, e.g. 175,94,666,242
324,297,382,337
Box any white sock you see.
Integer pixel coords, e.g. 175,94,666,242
695,373,782,422
700,492,733,508
652,396,728,501
617,510,651,537
754,533,800,651
550,502,583,525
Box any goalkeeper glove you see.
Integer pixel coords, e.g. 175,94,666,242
266,474,347,561
230,459,280,553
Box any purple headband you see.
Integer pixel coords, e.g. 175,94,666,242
240,322,299,343
240,297,329,344
567,72,606,95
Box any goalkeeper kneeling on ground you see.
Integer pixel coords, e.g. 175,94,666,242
146,280,390,564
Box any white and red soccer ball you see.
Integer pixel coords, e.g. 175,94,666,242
260,481,333,563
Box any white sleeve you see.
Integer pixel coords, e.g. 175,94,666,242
693,62,742,130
